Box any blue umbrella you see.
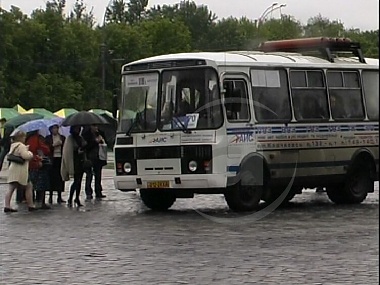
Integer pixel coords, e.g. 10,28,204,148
12,118,70,137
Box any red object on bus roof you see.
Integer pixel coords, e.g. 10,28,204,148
258,37,353,52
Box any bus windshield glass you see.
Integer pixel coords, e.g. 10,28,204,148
118,72,158,133
159,68,223,131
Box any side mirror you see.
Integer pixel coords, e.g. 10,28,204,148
112,94,118,118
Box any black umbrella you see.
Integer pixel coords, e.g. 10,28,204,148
61,111,109,126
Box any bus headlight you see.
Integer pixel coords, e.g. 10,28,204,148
123,162,132,173
188,160,197,172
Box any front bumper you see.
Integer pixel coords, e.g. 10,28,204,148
114,173,227,191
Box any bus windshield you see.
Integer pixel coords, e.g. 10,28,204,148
159,68,223,131
118,72,159,133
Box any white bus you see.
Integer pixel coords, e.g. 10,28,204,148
113,37,379,212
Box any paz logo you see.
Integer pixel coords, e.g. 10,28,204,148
150,137,167,143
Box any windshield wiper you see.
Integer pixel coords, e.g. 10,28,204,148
126,113,139,136
172,115,191,134
126,91,148,136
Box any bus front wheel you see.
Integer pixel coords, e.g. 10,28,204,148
224,172,264,212
140,189,176,211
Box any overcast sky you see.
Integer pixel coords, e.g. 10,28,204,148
1,0,379,31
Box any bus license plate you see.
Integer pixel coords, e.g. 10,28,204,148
147,181,170,188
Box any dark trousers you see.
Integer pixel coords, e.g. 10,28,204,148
0,146,8,171
49,157,64,200
69,171,84,202
85,160,104,198
16,187,26,203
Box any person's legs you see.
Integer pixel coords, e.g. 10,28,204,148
72,171,84,206
16,187,25,203
25,182,37,210
68,181,76,206
4,182,17,209
49,191,53,204
57,181,65,203
94,162,105,198
85,167,94,200
0,147,7,172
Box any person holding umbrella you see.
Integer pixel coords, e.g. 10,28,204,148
61,125,87,207
82,125,107,200
60,111,109,206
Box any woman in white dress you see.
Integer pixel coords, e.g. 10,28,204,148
4,131,37,212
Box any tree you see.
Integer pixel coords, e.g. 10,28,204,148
147,1,217,50
137,18,192,56
105,0,148,25
259,15,303,41
304,14,345,37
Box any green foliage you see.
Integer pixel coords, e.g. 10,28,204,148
0,1,378,110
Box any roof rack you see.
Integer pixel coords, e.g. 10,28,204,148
258,37,366,63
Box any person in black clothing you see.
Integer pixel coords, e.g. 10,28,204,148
0,119,10,172
82,125,107,200
61,126,87,207
45,124,66,204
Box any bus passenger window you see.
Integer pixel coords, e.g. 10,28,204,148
224,79,250,122
290,70,329,121
362,71,379,121
251,69,291,123
327,71,364,121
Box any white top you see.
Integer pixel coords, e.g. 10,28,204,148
52,134,62,158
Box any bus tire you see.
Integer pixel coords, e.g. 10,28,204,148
344,168,371,203
327,169,372,204
224,171,263,212
326,185,348,204
140,189,176,211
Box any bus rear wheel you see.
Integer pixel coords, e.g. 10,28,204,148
327,169,372,204
140,189,176,211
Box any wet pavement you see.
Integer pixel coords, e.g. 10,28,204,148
0,169,378,284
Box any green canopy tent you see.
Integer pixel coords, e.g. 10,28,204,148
13,104,27,114
54,108,78,118
26,108,57,119
0,108,20,120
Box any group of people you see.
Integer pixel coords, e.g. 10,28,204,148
1,119,108,213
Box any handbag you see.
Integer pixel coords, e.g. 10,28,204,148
98,143,108,161
7,145,25,165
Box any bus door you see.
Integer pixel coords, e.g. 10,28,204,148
222,76,254,160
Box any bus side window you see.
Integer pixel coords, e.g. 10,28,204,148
224,79,250,122
327,71,365,120
362,70,379,121
290,70,329,121
251,69,291,123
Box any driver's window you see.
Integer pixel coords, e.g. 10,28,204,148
223,79,250,122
